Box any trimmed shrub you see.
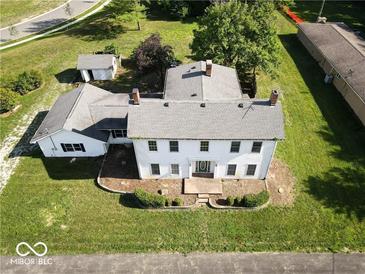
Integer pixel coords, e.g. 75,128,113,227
172,197,183,206
134,188,166,208
12,70,42,95
234,197,243,207
243,191,269,208
103,43,119,55
226,196,234,206
0,88,19,113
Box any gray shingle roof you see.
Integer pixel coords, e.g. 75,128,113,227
31,84,130,143
298,22,365,101
77,54,115,70
164,61,248,101
127,99,284,140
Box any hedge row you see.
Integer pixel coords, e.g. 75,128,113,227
226,190,269,208
0,88,20,113
134,188,183,208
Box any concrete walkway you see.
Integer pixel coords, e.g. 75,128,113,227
0,0,100,43
1,253,364,274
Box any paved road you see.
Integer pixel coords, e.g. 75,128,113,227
0,0,100,43
1,253,364,274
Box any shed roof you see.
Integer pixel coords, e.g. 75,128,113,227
31,84,130,143
77,54,115,70
298,22,365,101
127,99,284,140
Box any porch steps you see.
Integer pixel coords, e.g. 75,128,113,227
197,194,210,204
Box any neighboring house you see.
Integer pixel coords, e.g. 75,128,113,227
32,60,285,180
30,84,130,157
77,54,118,82
297,22,365,126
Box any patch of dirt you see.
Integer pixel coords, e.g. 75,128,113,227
266,159,295,206
102,178,197,206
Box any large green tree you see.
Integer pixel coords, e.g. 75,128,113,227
191,0,280,76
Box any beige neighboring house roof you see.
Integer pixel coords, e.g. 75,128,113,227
298,22,365,102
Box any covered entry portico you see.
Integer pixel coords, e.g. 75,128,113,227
190,160,217,178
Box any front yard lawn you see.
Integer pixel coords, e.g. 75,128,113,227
1,12,364,254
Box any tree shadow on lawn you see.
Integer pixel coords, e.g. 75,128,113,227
65,11,127,41
9,111,101,180
279,33,365,220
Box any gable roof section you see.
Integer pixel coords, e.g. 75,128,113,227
31,84,130,143
298,22,365,101
127,99,284,140
164,61,247,101
77,54,115,70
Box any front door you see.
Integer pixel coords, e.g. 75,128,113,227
195,161,210,173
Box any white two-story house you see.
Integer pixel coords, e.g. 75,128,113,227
31,60,284,180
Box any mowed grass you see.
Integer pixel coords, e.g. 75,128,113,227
1,12,365,255
290,0,365,33
0,0,68,27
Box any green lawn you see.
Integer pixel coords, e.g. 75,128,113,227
0,11,365,255
290,0,365,33
0,0,68,28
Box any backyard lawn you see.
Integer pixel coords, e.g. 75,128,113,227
0,0,68,28
0,11,364,254
290,0,365,33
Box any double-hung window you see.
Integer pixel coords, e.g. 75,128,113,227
171,164,179,175
61,143,85,152
148,140,158,151
112,129,127,138
151,164,160,175
169,141,179,152
230,141,240,153
200,141,209,152
246,164,257,176
251,142,262,153
227,164,237,176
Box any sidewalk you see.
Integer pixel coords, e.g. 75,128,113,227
1,253,364,274
0,0,100,43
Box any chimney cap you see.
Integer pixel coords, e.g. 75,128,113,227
132,88,139,93
206,59,212,65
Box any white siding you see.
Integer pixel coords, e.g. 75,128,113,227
132,139,277,180
80,69,90,82
91,69,113,80
37,130,106,157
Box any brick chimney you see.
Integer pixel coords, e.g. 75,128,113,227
132,88,140,105
206,60,212,76
270,90,279,106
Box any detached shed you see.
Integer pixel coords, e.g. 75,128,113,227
77,54,117,82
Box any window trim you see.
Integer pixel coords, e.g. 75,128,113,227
200,141,209,152
171,164,180,175
148,140,158,152
61,143,85,152
150,163,160,175
251,141,263,153
169,140,179,152
230,141,241,153
226,164,237,176
246,164,257,176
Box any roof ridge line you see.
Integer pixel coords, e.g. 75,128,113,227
65,84,85,123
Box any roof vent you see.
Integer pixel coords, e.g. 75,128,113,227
270,90,279,106
191,93,197,97
164,102,169,107
238,103,244,108
206,60,212,76
200,103,206,108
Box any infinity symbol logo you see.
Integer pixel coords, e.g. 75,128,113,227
16,242,48,257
